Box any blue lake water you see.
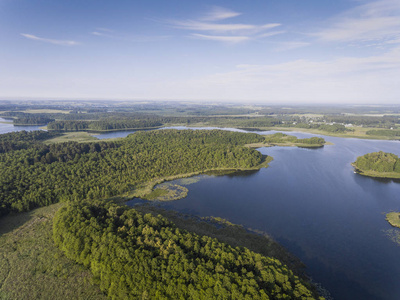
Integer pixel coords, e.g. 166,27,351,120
0,117,43,134
128,130,400,300
1,121,400,299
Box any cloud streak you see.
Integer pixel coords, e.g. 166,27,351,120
90,28,170,42
201,6,241,21
314,0,400,45
20,33,79,46
170,46,400,102
168,6,283,43
191,34,249,43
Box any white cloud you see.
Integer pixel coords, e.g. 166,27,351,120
90,28,170,42
314,0,400,45
20,33,79,46
168,7,282,43
191,34,250,43
201,6,241,21
165,47,400,103
272,41,310,51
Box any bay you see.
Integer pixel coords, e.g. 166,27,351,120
129,131,400,300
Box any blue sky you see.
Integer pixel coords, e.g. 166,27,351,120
1,0,399,104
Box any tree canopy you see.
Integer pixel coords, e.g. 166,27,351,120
54,201,320,300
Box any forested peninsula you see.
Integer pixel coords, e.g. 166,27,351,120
0,129,324,299
352,151,400,179
54,201,320,299
0,129,267,216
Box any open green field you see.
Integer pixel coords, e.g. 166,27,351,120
23,109,71,114
43,132,99,144
270,126,400,140
0,203,106,300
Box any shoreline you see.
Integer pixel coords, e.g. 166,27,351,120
351,163,400,180
114,155,273,202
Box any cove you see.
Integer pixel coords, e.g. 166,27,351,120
129,131,400,300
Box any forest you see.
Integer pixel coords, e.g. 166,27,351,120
353,151,400,173
0,130,61,153
0,129,265,217
53,200,320,299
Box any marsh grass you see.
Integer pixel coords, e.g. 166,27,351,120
386,212,400,228
0,204,106,300
43,132,98,144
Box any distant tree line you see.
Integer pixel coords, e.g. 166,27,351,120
54,201,320,299
47,119,163,131
13,116,55,125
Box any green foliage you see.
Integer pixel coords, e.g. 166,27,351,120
312,124,347,133
0,203,106,299
0,130,264,216
47,119,162,131
263,133,325,146
54,201,318,299
0,130,61,153
354,151,400,173
366,129,400,138
13,115,54,125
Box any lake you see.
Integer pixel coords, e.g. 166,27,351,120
1,121,399,299
128,130,400,300
0,117,43,134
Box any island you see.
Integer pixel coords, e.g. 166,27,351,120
352,151,400,179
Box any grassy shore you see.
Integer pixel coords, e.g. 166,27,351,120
264,126,400,140
352,164,400,180
0,203,106,299
43,132,99,144
386,212,400,228
245,141,330,148
116,155,273,202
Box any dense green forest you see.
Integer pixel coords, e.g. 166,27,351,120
0,130,60,153
13,115,55,125
47,119,163,131
353,151,400,174
0,130,264,217
54,201,320,299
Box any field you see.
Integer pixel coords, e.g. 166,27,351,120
0,203,106,299
43,132,98,144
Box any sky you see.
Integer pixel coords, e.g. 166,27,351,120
1,0,399,104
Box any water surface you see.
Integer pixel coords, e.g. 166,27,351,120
0,117,43,134
129,132,400,300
